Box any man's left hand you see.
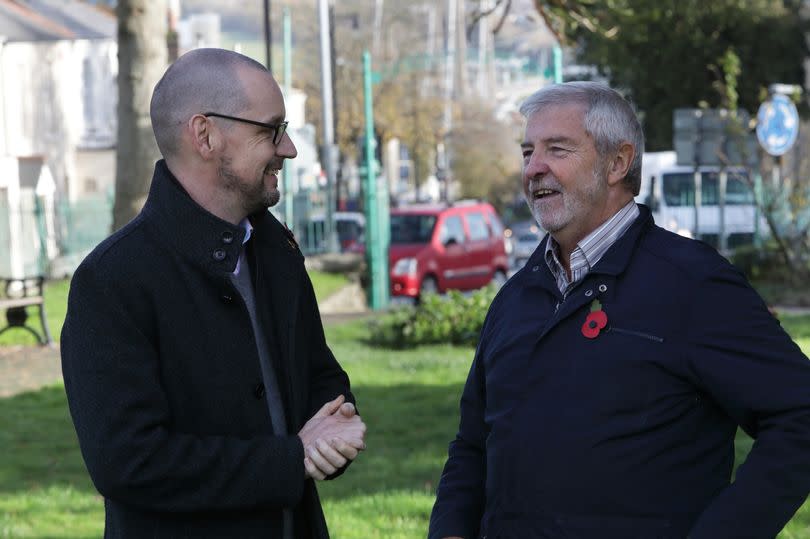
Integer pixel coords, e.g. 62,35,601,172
303,401,365,480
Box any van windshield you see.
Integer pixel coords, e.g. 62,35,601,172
335,220,362,243
390,214,437,244
662,171,754,207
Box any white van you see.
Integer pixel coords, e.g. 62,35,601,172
299,211,366,254
636,151,764,250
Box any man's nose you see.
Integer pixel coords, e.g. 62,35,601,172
279,132,298,159
524,151,550,178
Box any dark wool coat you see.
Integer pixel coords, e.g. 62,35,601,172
61,160,354,538
429,206,810,539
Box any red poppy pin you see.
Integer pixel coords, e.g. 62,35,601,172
581,299,608,339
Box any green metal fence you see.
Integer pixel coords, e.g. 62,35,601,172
0,192,113,278
0,185,349,279
53,194,113,276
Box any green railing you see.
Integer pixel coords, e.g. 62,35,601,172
0,192,113,278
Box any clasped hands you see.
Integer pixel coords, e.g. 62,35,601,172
297,394,366,480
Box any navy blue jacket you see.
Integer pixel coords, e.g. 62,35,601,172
61,161,354,538
429,206,810,539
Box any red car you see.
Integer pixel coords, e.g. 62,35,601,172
389,201,510,299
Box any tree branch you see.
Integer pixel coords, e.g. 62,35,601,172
467,0,508,40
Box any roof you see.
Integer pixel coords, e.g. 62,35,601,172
0,0,115,42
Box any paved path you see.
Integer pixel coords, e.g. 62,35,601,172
0,344,62,398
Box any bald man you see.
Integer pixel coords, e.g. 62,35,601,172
61,48,365,539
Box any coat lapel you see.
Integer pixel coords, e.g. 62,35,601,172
534,207,653,343
251,213,304,423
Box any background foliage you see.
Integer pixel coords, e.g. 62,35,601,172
535,0,809,150
368,286,498,348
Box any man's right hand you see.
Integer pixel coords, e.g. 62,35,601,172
298,395,366,480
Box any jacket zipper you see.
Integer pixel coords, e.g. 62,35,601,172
608,326,664,343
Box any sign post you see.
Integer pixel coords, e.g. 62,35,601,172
755,85,801,245
756,92,799,158
363,50,389,310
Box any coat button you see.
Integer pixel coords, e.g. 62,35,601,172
221,231,234,244
212,248,227,261
532,265,540,272
221,293,234,304
584,289,593,297
598,284,608,292
253,383,265,399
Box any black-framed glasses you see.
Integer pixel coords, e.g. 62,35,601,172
203,112,288,145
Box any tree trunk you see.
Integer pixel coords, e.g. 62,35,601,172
113,0,167,231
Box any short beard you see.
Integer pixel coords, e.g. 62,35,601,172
218,157,280,215
524,163,608,232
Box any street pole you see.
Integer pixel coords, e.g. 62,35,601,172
318,0,338,252
372,0,384,59
328,2,341,211
282,8,293,228
477,0,489,97
363,50,389,310
263,0,272,72
440,0,456,204
444,0,456,131
552,44,563,83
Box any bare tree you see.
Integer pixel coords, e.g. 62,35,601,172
113,0,168,231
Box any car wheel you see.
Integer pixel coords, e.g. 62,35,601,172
491,270,507,288
420,276,439,297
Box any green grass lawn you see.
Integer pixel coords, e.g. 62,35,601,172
0,290,808,537
0,280,70,347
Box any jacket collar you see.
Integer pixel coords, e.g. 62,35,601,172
532,204,654,294
586,203,653,276
529,205,655,341
140,160,291,275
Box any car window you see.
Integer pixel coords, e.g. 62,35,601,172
486,210,504,236
466,212,490,241
662,171,754,207
518,232,539,242
390,214,437,244
439,215,466,245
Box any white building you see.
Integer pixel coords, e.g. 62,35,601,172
0,0,117,277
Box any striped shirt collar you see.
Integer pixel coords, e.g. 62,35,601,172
544,200,639,294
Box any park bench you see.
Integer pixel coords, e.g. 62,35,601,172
0,276,53,345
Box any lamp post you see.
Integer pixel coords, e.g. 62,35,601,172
282,7,293,227
318,0,338,252
363,50,389,310
263,0,272,72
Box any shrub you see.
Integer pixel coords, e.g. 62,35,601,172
731,242,787,281
732,242,810,306
368,285,499,348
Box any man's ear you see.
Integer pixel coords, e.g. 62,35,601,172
188,114,218,159
606,142,635,187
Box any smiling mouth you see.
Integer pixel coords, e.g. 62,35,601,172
533,188,559,200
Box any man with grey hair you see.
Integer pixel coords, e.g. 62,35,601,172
429,81,810,538
62,48,365,538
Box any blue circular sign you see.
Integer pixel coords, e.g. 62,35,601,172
756,94,799,156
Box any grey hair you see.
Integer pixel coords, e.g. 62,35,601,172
519,81,645,195
150,48,269,158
